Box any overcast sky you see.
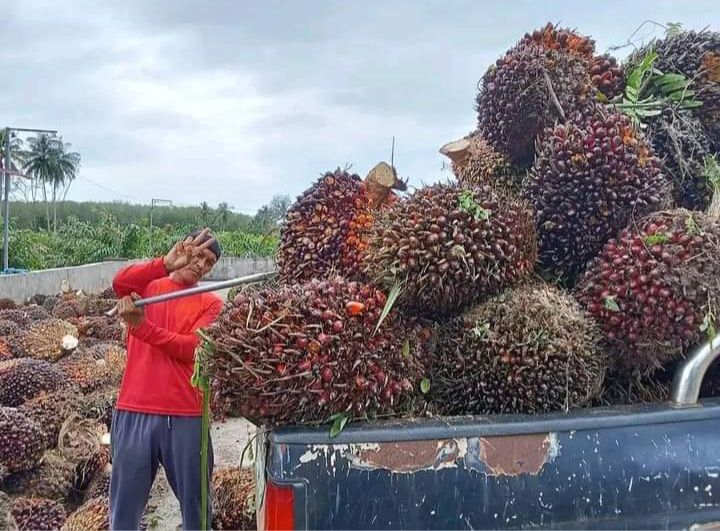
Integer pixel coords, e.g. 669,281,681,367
2,1,716,214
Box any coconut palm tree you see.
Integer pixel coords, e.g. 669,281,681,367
0,129,25,198
23,134,81,231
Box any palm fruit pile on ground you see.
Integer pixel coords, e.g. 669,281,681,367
212,467,256,530
0,288,126,529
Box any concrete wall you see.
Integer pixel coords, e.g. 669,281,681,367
0,260,131,303
205,256,276,281
0,257,277,303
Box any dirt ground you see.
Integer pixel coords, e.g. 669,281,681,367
143,417,256,529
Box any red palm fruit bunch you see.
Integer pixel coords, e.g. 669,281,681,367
365,182,537,316
430,283,606,415
277,169,377,283
526,107,671,283
576,209,720,374
476,23,622,168
206,276,432,425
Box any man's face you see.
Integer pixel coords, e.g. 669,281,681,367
175,248,218,285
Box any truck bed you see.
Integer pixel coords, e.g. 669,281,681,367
256,398,720,530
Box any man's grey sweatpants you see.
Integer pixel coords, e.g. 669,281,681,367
109,410,213,531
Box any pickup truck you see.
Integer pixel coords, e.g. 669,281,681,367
252,339,720,530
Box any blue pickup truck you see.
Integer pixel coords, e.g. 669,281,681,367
253,340,720,530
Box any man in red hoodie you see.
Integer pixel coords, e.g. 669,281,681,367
110,228,223,530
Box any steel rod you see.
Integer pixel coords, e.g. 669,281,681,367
106,270,277,316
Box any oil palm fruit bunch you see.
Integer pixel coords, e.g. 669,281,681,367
0,407,45,478
646,110,716,210
62,497,108,531
76,317,123,342
11,497,66,531
58,351,113,395
439,132,524,193
526,106,670,282
212,467,256,530
17,318,78,362
477,23,619,168
430,283,605,415
365,182,536,316
79,386,117,430
0,358,69,407
0,491,17,531
206,276,431,424
520,24,624,99
19,388,82,450
83,465,111,503
5,450,77,505
0,309,32,328
576,208,720,374
278,168,393,283
52,300,88,320
0,298,16,310
625,28,720,147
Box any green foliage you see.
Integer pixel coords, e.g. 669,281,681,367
617,51,703,128
2,211,277,270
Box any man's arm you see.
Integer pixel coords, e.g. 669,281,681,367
128,297,223,363
113,258,168,298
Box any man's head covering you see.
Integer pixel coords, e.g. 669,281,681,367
185,229,222,259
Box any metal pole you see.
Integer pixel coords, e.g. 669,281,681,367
105,270,277,316
149,200,154,257
3,127,11,272
671,335,720,406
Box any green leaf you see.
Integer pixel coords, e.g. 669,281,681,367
374,282,402,335
329,414,349,438
458,190,491,220
420,378,431,394
644,233,669,245
402,338,410,358
700,312,712,333
603,296,620,312
654,73,687,86
636,108,663,118
679,100,704,109
472,322,491,338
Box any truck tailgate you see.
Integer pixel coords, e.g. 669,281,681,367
257,399,720,530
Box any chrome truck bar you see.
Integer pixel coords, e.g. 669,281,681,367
672,335,720,406
105,270,277,317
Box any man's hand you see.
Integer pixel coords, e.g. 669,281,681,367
117,293,145,328
163,228,217,272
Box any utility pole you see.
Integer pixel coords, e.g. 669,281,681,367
149,198,172,257
2,126,56,273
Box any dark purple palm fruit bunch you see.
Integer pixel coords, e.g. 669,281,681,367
576,209,720,375
477,23,624,168
277,169,379,284
430,283,606,415
205,276,433,425
10,496,66,531
525,106,671,283
364,182,537,317
625,28,720,149
644,107,716,210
